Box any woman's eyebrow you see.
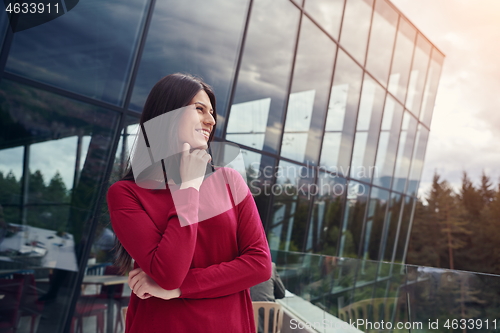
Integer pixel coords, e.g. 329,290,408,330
194,101,213,112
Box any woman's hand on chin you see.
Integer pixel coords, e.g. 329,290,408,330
128,268,181,300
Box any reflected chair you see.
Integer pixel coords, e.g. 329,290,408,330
83,265,128,333
96,265,129,333
71,298,107,333
252,302,283,333
13,273,44,333
0,277,24,333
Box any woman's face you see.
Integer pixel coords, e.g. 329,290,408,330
177,89,215,150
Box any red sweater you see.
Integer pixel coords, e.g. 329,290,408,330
107,167,272,333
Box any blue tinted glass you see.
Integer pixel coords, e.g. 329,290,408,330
268,160,314,252
6,0,149,106
308,173,347,254
372,95,403,189
0,6,8,51
227,0,299,154
338,180,369,258
130,0,249,137
281,16,336,164
363,187,389,261
0,79,120,332
320,50,363,176
350,75,385,182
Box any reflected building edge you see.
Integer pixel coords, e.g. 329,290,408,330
0,0,445,331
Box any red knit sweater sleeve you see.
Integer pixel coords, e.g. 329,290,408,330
107,182,199,290
179,169,272,299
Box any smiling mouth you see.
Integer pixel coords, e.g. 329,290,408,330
196,129,210,140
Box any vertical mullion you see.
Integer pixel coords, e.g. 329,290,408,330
262,1,303,234
221,0,254,139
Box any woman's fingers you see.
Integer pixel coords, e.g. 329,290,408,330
179,142,212,190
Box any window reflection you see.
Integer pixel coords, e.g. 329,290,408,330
392,111,418,193
226,98,270,150
372,95,403,189
308,172,346,255
6,0,149,105
339,0,374,65
394,197,414,263
320,50,363,176
0,147,23,224
228,0,299,153
406,125,429,197
350,76,385,182
0,79,119,332
362,188,389,261
365,0,398,87
130,0,249,135
268,160,313,252
281,16,336,164
239,150,275,227
388,18,416,104
405,34,431,117
420,49,444,127
338,180,369,258
304,0,345,40
281,90,315,162
0,8,8,50
380,193,402,262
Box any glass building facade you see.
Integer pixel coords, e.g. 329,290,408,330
0,0,444,332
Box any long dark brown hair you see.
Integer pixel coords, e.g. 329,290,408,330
114,73,217,273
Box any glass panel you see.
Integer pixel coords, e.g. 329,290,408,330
281,16,336,164
420,49,444,127
130,0,249,136
307,173,347,254
394,196,414,263
320,50,363,176
349,76,385,182
372,95,403,189
388,18,416,104
304,0,345,40
0,147,23,208
239,149,275,229
275,252,500,331
338,181,369,258
226,0,299,154
362,188,389,261
0,7,8,50
5,0,148,106
392,111,418,193
0,79,119,333
339,0,374,65
365,0,398,87
268,160,313,252
381,192,402,262
405,34,432,117
406,125,429,197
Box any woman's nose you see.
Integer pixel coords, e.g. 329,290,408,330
204,113,215,125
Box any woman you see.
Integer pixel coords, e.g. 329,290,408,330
107,73,272,332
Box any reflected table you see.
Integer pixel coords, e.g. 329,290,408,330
81,275,129,333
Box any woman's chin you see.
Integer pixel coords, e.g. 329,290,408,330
191,141,208,150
